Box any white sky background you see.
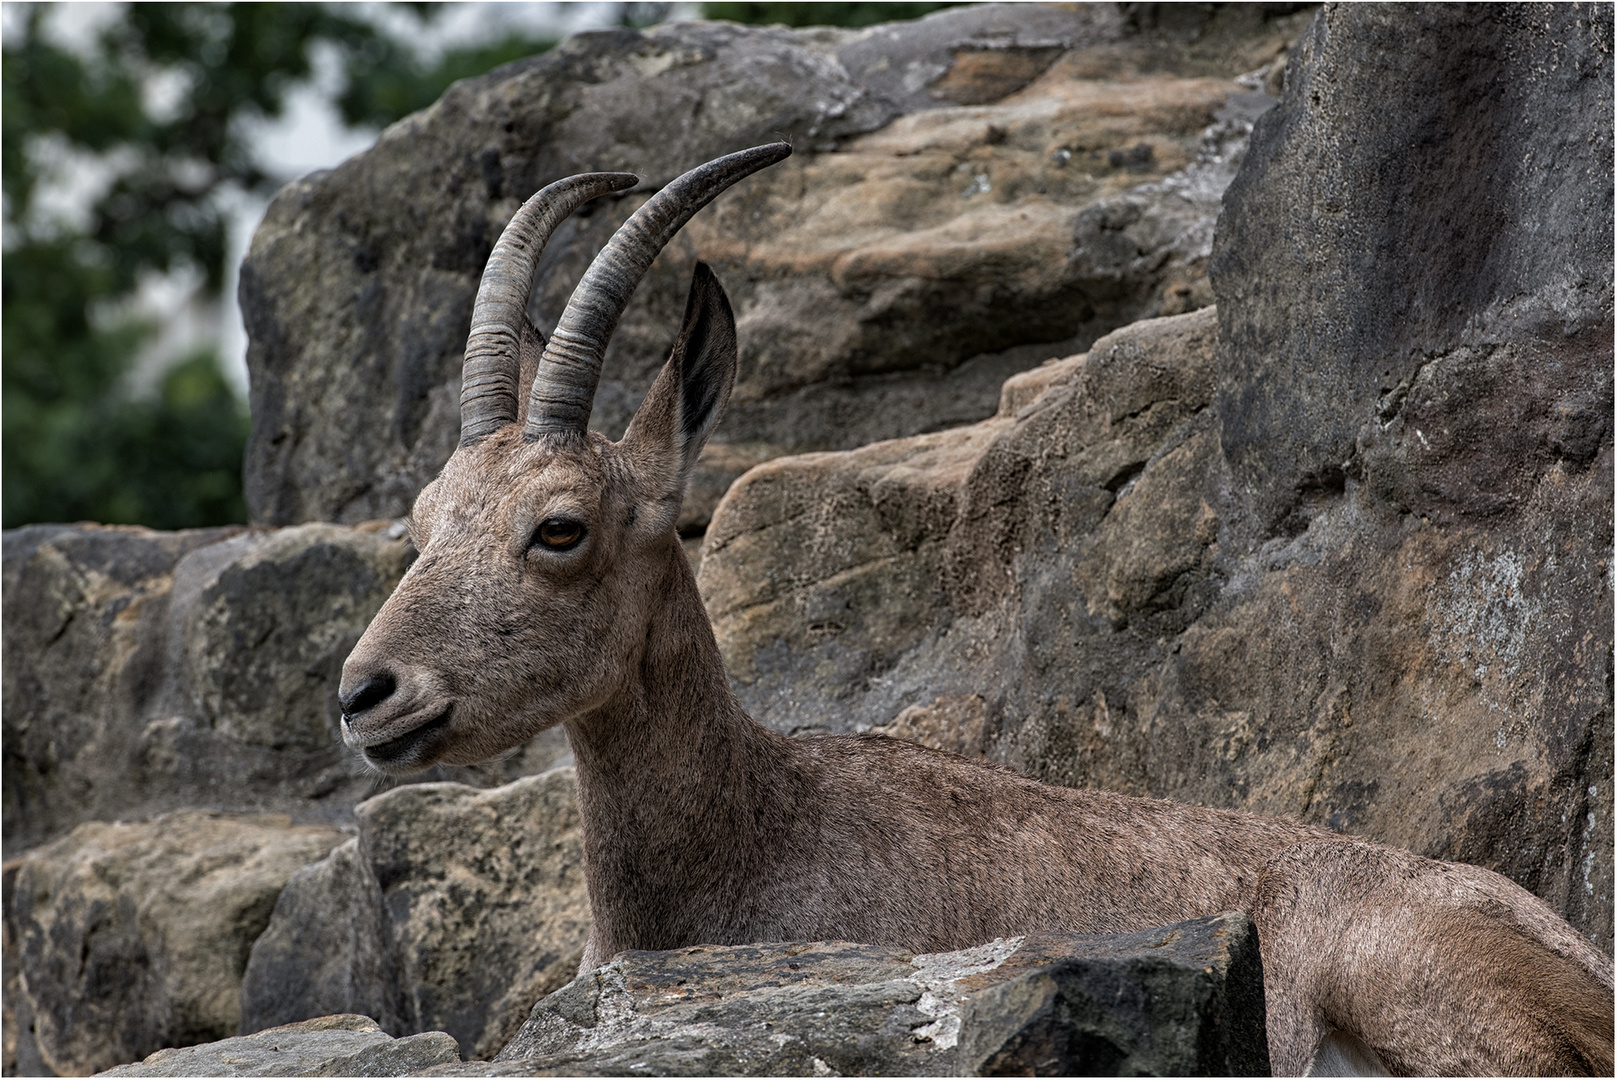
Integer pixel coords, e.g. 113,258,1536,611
4,1,700,397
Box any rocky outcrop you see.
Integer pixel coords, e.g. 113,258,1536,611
698,1,1614,953
100,913,1265,1077
1,520,574,1074
1,522,570,854
700,307,1219,733
240,3,1312,530
98,1015,460,1077
240,768,590,1063
479,913,1267,1076
6,813,347,1076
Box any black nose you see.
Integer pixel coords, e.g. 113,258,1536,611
340,672,396,717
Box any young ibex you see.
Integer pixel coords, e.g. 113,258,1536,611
339,144,1614,1075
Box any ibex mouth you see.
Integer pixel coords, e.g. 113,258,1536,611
360,704,454,772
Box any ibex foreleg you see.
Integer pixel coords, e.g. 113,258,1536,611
1255,840,1614,1076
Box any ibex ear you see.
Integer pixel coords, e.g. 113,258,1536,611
621,262,738,531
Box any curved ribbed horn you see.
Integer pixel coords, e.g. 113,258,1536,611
525,142,792,441
460,171,638,445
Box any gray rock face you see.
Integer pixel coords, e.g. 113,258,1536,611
240,769,591,1063
240,4,1313,529
6,812,347,1076
4,524,242,847
697,3,1613,955
703,297,1612,952
701,307,1221,735
98,1015,460,1077
1212,1,1614,532
454,912,1265,1076
1,522,570,853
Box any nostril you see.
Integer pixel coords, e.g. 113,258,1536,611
341,672,397,716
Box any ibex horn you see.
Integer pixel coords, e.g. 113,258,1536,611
524,142,792,441
460,171,638,445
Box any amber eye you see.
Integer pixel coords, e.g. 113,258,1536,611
532,517,585,552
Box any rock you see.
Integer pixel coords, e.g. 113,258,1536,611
443,911,1265,1076
702,301,1612,955
870,694,991,760
6,812,347,1076
2,861,47,1078
236,839,411,1048
1211,2,1614,533
697,2,1613,954
1,521,571,853
240,4,1314,529
241,768,591,1063
4,524,240,848
701,307,1218,734
97,1014,460,1077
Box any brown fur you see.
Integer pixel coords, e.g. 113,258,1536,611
1254,840,1614,1075
341,267,1614,1075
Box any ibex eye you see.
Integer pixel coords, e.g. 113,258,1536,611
532,517,585,552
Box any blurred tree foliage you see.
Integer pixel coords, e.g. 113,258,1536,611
1,2,558,529
336,29,558,131
702,3,962,28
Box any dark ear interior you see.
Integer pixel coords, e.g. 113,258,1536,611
670,262,738,463
618,263,739,527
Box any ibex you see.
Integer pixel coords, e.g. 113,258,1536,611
339,144,1614,1075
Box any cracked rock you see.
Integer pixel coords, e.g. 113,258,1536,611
431,912,1266,1076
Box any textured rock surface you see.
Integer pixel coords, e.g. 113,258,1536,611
704,297,1612,951
698,0,1613,953
240,3,1312,529
1,522,570,853
7,812,347,1076
427,912,1267,1076
2,863,47,1078
700,307,1218,733
98,1015,460,1077
1213,1,1614,533
240,768,590,1063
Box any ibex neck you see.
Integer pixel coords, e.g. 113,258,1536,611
562,535,786,952
563,537,762,770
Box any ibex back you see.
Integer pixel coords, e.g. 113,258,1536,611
340,145,1613,1076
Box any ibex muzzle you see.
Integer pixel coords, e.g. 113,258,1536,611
337,144,1613,1075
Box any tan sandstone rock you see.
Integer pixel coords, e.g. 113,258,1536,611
240,768,591,1063
239,4,1314,529
8,812,347,1075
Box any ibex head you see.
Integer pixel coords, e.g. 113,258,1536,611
338,144,790,774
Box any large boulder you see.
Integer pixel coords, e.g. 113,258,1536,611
469,912,1266,1075
240,768,590,1063
697,1,1613,953
1,522,570,854
6,812,347,1076
700,308,1219,734
240,3,1315,530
